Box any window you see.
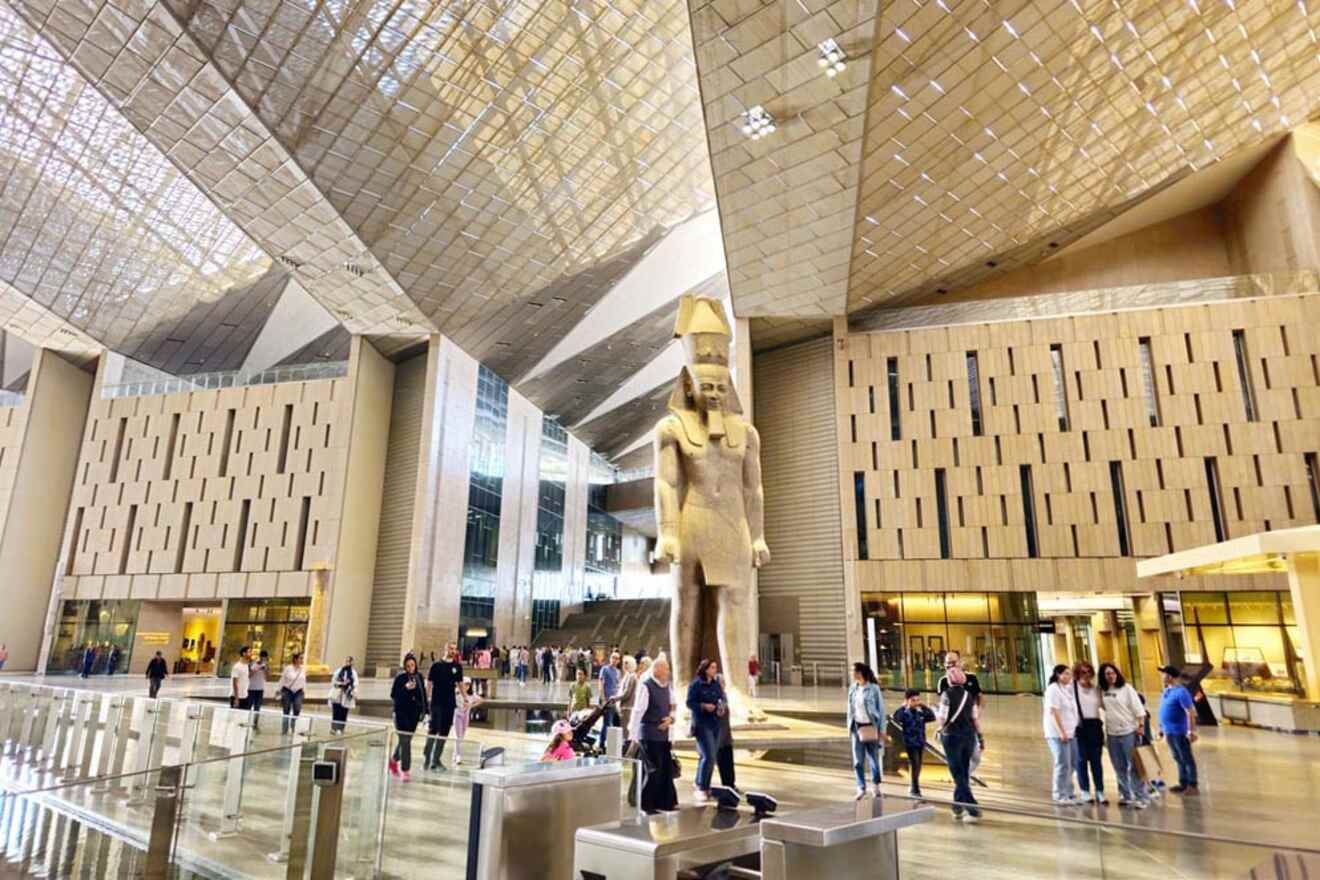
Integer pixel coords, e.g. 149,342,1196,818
966,351,983,436
463,365,509,605
1138,337,1160,427
1205,457,1228,542
1231,329,1258,422
1109,461,1131,557
1307,452,1320,522
935,469,951,559
853,471,869,560
1019,465,1039,558
534,421,568,588
887,357,901,441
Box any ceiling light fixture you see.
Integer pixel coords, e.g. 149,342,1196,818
817,38,847,77
741,105,776,140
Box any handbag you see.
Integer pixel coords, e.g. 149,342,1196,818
856,722,880,744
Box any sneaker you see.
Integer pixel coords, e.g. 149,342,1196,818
854,787,867,801
1118,798,1134,807
1170,785,1187,794
1053,796,1082,805
455,754,463,766
961,813,980,824
400,771,411,783
1096,792,1109,805
693,790,709,804
1133,799,1150,809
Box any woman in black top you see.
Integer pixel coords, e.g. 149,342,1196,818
390,654,428,781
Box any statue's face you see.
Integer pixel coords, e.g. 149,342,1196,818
690,364,731,414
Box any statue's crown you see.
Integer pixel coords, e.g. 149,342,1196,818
674,296,730,366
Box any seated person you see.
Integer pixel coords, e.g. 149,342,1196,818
542,720,577,762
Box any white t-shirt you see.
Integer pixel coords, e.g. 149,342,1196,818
1075,683,1102,720
231,660,250,696
851,686,870,725
1043,681,1079,738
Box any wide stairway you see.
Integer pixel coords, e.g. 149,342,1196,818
533,598,670,658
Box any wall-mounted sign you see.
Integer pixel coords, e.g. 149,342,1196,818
139,632,172,645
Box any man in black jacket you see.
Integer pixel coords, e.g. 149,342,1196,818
146,651,168,698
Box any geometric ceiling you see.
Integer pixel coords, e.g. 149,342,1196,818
688,0,1320,344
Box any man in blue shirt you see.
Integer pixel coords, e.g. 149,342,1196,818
598,651,623,743
1157,665,1199,793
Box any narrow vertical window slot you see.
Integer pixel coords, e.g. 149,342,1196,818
294,497,311,570
277,403,294,474
853,472,869,560
119,505,137,574
176,502,193,573
219,409,236,478
868,386,876,414
1205,457,1228,541
966,351,983,436
935,469,950,560
1232,329,1258,421
1020,464,1039,559
66,508,84,576
1138,337,1160,427
108,417,127,483
1109,462,1131,557
1050,344,1070,431
234,498,251,570
887,358,901,441
1305,453,1320,522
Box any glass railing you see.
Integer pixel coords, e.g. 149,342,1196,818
0,389,23,408
100,361,348,399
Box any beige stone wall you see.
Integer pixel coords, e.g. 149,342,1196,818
59,372,349,603
1223,137,1320,275
839,293,1320,596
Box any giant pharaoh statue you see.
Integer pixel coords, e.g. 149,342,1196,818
653,296,770,718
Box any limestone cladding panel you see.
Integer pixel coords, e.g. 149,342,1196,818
493,390,543,646
839,293,1320,594
0,397,29,538
563,435,592,605
60,378,346,600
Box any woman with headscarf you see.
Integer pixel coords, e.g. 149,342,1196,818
328,656,358,734
389,653,428,781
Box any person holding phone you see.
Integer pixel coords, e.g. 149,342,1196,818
389,653,428,782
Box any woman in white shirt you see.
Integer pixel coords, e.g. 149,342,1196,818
1099,662,1150,808
1043,664,1080,804
279,652,307,735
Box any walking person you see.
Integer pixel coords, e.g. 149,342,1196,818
541,646,554,685
686,658,727,804
936,654,983,823
107,644,121,675
424,644,463,770
80,643,96,678
892,689,936,799
279,652,307,735
747,654,760,699
617,656,640,736
145,651,168,698
846,662,886,800
1072,661,1107,804
1157,665,1200,794
452,678,482,765
230,646,251,710
389,654,427,782
598,651,623,742
627,654,678,813
1098,662,1149,808
248,650,270,731
328,656,358,733
1044,664,1081,804
0,643,8,672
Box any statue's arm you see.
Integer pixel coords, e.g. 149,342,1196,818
654,420,682,562
744,426,770,566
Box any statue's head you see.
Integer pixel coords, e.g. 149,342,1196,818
689,362,732,414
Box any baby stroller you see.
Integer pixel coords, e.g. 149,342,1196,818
568,698,617,757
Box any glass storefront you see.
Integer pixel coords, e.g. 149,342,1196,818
48,600,141,674
1174,591,1304,697
217,598,310,678
861,591,1044,694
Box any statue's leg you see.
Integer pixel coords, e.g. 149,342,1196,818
715,575,757,721
670,561,700,692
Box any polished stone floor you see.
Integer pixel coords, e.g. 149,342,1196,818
1,672,1316,877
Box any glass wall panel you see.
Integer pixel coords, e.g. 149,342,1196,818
47,600,141,674
862,594,903,689
1181,592,1229,624
462,366,509,617
584,461,623,600
1227,591,1281,625
533,420,568,602
944,593,989,622
218,598,310,677
1180,590,1302,696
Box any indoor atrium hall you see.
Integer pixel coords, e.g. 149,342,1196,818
0,0,1318,877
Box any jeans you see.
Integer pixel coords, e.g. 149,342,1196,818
247,690,264,728
597,705,619,743
1166,733,1198,787
281,690,305,734
944,732,979,816
148,679,163,699
906,744,925,793
1106,732,1143,801
850,727,882,788
694,723,721,791
1046,737,1078,800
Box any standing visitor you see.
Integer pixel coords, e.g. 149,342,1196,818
747,654,760,698
617,656,640,736
248,650,270,731
1072,661,1106,804
452,678,482,765
519,646,530,685
80,643,96,678
686,658,726,804
1157,665,1199,794
598,651,623,740
715,689,739,794
936,655,983,823
389,654,427,782
424,644,463,771
892,690,936,798
568,668,593,715
328,657,358,733
627,654,678,813
107,644,121,675
230,646,251,710
1044,664,1081,804
845,662,886,800
490,645,501,678
279,653,307,735
1098,663,1148,808
0,643,8,671
541,646,554,684
145,651,168,698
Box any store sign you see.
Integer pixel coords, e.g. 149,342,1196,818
1035,621,1057,634
139,632,172,645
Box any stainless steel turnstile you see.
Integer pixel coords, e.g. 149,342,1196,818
469,758,623,880
574,806,762,880
759,800,934,880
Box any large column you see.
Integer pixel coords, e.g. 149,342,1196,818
1286,553,1320,700
494,390,542,646
408,336,479,655
320,338,394,668
0,350,93,671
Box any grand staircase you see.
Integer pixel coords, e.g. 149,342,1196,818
533,598,670,658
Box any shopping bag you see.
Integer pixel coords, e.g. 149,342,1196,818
1133,743,1163,781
